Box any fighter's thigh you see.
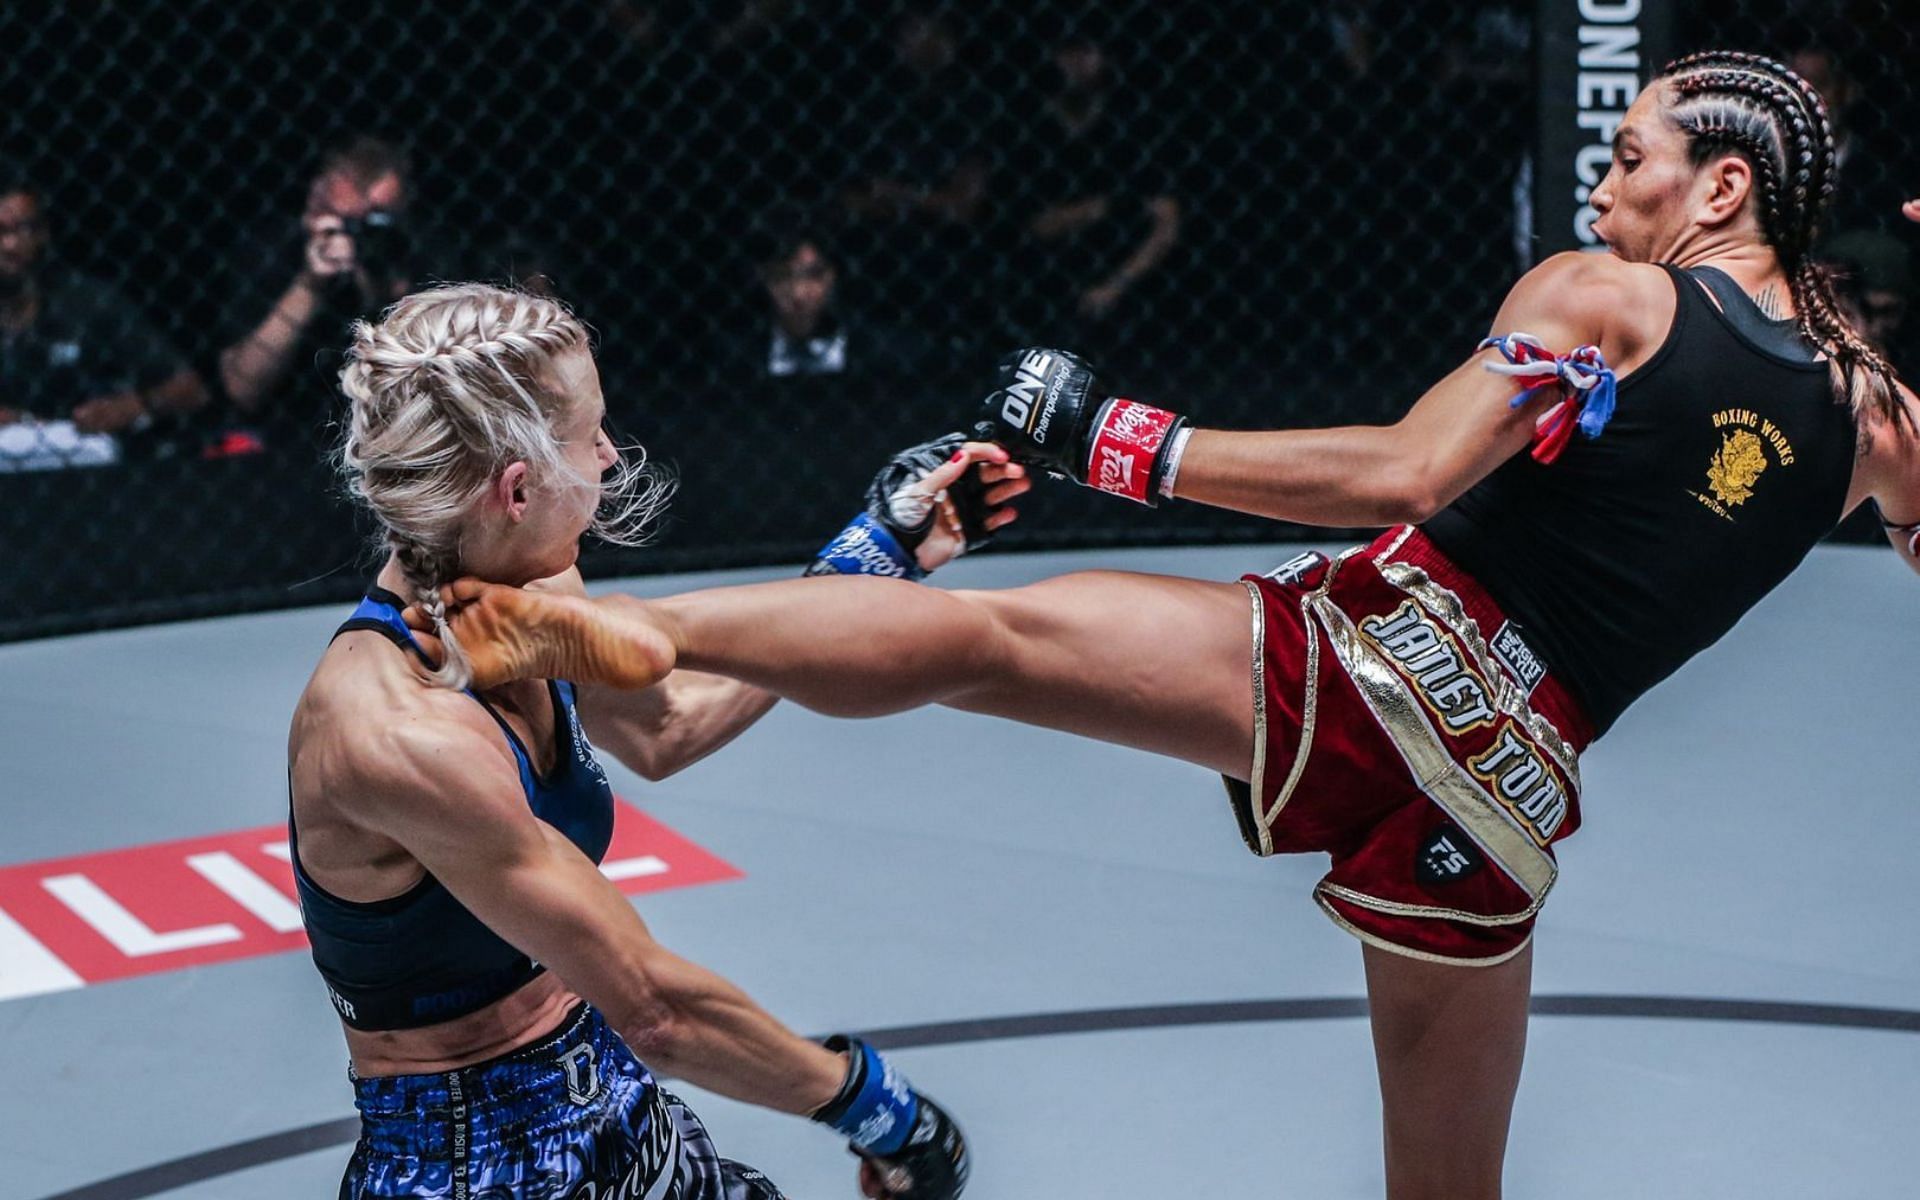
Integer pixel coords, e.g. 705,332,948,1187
950,570,1254,777
1364,941,1532,1200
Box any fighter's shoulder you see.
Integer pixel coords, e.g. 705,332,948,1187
1509,252,1668,315
295,644,517,810
1500,253,1673,360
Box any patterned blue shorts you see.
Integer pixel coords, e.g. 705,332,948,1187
342,1004,786,1199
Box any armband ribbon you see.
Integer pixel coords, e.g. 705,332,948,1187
1479,333,1619,465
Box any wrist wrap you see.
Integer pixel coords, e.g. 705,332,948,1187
1086,397,1187,505
812,1035,919,1156
805,513,926,580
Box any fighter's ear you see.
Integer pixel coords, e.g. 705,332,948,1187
493,461,531,520
1696,152,1755,230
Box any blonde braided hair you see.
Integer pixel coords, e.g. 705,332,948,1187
337,283,671,688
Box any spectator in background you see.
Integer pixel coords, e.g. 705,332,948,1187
0,171,207,468
1000,30,1182,363
1791,45,1905,236
1823,230,1914,375
671,219,941,560
720,221,931,384
217,136,458,453
838,8,991,331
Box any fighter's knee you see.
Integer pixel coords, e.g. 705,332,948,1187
947,587,1047,679
954,576,1078,632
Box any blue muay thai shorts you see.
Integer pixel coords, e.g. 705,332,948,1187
341,1003,786,1199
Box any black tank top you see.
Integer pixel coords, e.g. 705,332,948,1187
290,588,617,1031
1423,264,1856,736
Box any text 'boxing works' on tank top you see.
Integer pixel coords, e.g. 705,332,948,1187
1422,264,1858,736
290,587,616,1031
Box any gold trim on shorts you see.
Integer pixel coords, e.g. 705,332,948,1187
1311,595,1560,903
1372,523,1418,564
1314,889,1536,968
1315,881,1544,927
1371,533,1581,790
1233,550,1354,855
1239,578,1269,851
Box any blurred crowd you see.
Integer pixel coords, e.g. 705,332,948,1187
3,5,1913,480
0,0,1914,637
3,7,1208,477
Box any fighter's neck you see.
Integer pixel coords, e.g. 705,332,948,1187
1666,241,1789,312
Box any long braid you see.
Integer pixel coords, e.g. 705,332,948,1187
390,532,472,689
1662,52,1908,436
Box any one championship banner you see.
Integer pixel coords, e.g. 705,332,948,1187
1532,0,1676,259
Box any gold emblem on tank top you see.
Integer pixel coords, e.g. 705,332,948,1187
1693,408,1797,521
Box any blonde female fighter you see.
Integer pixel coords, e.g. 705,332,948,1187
290,282,1027,1200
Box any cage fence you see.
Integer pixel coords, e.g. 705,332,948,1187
1,0,1913,640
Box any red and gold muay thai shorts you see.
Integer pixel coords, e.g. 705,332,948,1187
1226,526,1594,965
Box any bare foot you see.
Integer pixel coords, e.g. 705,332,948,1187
408,581,677,690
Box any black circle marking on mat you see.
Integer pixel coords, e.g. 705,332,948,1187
39,994,1920,1200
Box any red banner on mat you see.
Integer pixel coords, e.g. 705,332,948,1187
0,801,739,1002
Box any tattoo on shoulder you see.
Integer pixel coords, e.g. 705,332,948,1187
1751,284,1786,320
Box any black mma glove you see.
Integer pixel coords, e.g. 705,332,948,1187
812,1036,969,1200
974,346,1190,506
806,432,998,579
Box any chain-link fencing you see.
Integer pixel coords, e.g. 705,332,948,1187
2,1,1914,640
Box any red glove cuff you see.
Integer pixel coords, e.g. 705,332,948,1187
1086,397,1183,505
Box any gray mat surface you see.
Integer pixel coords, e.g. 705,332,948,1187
4,542,1916,1199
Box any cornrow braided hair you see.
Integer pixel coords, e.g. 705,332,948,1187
338,283,673,689
1660,52,1909,439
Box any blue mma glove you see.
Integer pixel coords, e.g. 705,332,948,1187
812,1035,970,1200
806,433,996,579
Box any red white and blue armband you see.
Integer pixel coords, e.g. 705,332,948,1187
813,1035,920,1156
1479,332,1619,464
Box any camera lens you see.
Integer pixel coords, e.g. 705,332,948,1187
352,209,409,281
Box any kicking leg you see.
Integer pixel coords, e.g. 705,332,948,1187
652,570,1255,777
1364,941,1533,1200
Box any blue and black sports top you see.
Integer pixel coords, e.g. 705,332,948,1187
290,587,616,1031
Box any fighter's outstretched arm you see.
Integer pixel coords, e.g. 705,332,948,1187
328,696,972,1198
978,253,1667,526
338,696,846,1110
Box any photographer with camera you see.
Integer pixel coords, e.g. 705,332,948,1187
217,136,450,453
